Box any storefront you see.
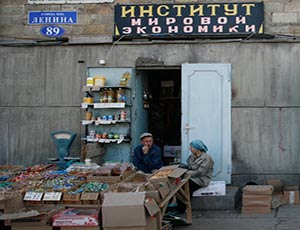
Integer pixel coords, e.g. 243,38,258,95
83,64,231,183
1,1,300,187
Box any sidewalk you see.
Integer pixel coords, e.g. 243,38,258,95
173,204,300,230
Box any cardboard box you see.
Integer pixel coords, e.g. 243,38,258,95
123,173,149,183
148,165,187,188
149,181,170,200
87,167,134,184
102,192,159,230
242,194,272,207
11,225,53,230
193,181,226,196
63,193,81,205
144,190,161,203
103,216,158,230
23,191,44,206
242,206,271,214
0,192,24,213
282,186,299,205
243,185,274,195
80,193,100,205
112,182,144,193
266,179,284,193
43,192,63,205
80,180,115,204
1,206,63,226
135,182,163,203
52,208,100,227
60,227,100,230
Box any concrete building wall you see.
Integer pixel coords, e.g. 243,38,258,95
1,41,300,186
1,1,300,186
2,0,300,40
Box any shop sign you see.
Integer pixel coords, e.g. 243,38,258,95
114,2,264,39
28,0,113,3
28,11,77,25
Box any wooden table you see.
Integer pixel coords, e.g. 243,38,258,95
157,173,192,229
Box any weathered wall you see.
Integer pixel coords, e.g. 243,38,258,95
1,0,300,186
2,0,300,40
1,41,300,187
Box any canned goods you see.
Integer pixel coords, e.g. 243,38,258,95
114,114,119,120
108,132,114,139
89,130,96,138
85,158,92,166
86,77,94,86
83,97,93,103
120,110,126,120
117,89,126,103
107,88,115,103
85,111,92,120
94,76,106,87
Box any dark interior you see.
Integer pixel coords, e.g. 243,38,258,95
146,69,181,165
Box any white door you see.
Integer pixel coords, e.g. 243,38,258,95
181,63,232,183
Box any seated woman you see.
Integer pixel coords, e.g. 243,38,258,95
173,140,214,213
185,139,214,197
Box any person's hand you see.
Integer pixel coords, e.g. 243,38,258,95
152,169,158,174
142,145,149,154
179,163,188,169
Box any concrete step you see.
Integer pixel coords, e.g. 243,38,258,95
191,186,241,210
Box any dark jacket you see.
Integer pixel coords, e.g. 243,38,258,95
133,144,163,173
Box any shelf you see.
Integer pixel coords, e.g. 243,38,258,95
81,120,94,125
81,119,131,125
82,103,126,109
82,70,132,154
81,137,131,144
82,85,131,92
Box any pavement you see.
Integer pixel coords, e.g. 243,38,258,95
172,204,300,230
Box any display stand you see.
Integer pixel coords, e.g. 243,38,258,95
157,173,192,229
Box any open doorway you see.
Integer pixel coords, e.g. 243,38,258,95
141,69,181,165
135,64,232,182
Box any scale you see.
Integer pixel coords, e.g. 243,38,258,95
49,131,80,169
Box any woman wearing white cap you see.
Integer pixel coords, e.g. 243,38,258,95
133,132,163,173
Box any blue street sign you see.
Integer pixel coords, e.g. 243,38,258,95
40,26,65,37
28,11,77,25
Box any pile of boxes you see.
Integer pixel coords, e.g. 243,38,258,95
242,185,273,214
267,179,299,206
0,164,189,230
242,180,300,214
282,186,299,205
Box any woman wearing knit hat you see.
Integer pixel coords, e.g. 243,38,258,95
169,140,214,214
185,140,214,197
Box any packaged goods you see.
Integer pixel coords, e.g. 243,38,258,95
94,76,106,87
